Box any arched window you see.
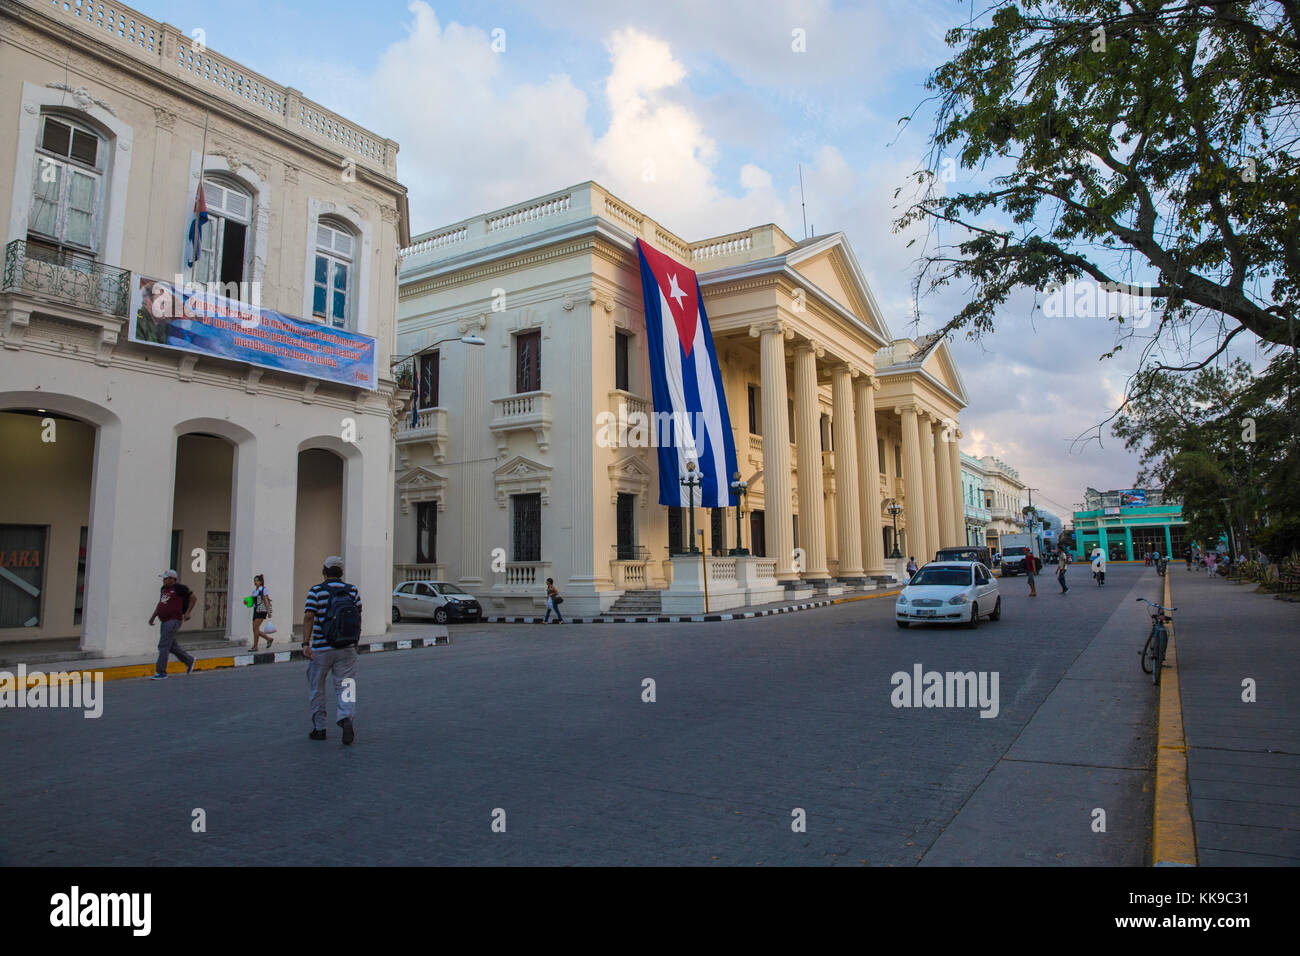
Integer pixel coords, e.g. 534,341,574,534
313,218,354,328
28,113,105,263
194,175,252,285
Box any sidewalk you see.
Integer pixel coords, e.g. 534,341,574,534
0,625,450,685
1169,570,1300,864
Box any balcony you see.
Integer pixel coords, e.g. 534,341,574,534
610,544,653,590
489,391,552,456
608,389,651,421
2,240,130,317
394,563,447,583
491,561,551,596
396,405,449,462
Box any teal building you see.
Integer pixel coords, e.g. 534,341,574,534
1072,488,1188,561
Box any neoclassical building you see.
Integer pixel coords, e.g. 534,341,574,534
0,0,408,656
394,183,970,615
979,456,1027,553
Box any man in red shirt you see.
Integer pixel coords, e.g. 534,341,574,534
149,570,197,679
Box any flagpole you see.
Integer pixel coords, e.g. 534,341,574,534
192,110,209,287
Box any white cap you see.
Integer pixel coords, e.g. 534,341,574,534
323,555,344,572
160,569,178,578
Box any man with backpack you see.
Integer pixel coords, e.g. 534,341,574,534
301,555,362,744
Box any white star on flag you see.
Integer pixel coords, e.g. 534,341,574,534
667,273,686,308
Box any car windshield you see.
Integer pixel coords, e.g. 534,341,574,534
909,567,973,587
1005,548,1030,557
434,584,464,596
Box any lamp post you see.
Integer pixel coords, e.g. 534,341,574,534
886,498,903,559
729,471,749,556
680,460,701,553
392,332,487,391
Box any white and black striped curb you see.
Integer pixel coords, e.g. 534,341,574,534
231,634,451,667
483,596,872,624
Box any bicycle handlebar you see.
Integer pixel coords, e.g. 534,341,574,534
1135,597,1177,612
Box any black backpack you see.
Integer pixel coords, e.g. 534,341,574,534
320,582,361,648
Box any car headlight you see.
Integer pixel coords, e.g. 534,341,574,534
897,594,908,605
948,592,971,605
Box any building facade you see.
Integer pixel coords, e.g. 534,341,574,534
978,456,1025,553
393,183,972,616
0,0,408,656
1073,488,1188,561
959,452,991,546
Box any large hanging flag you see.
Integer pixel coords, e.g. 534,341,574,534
184,181,209,269
635,238,739,507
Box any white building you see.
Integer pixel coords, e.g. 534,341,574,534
0,0,409,657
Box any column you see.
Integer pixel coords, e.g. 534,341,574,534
751,321,795,580
933,418,956,548
1124,526,1133,561
917,412,940,561
792,341,829,580
947,427,965,552
1164,524,1173,558
897,404,927,565
830,365,863,579
1100,526,1110,559
855,376,885,575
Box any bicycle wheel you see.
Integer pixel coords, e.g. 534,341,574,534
1153,627,1168,686
1141,632,1155,675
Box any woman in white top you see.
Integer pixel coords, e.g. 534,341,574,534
250,574,274,650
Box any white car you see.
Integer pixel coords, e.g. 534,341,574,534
895,561,1001,629
392,580,482,624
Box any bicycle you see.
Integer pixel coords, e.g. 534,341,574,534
1137,598,1175,686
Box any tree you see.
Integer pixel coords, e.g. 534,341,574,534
897,0,1300,373
1112,352,1300,555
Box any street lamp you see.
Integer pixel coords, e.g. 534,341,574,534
886,498,903,559
729,471,750,556
680,461,701,553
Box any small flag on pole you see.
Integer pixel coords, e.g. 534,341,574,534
185,182,209,269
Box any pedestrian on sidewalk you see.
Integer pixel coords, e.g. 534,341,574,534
1091,548,1106,586
249,573,274,651
149,570,196,680
1057,550,1070,593
1026,551,1039,596
1205,551,1217,578
543,577,564,624
302,555,361,744
906,556,918,579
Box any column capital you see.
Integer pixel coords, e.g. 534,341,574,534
748,319,791,339
894,401,920,417
791,337,825,359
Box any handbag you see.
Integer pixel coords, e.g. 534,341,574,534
261,618,278,634
553,595,564,606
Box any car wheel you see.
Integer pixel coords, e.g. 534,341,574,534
391,606,401,624
896,620,909,629
434,607,448,625
967,604,980,629
989,597,1001,621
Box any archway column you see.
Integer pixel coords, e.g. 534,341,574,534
855,375,885,575
792,340,830,581
229,434,297,643
897,403,927,565
934,417,957,548
918,411,941,561
830,364,863,579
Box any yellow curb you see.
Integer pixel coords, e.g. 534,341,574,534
5,656,240,687
831,589,901,605
1153,571,1197,866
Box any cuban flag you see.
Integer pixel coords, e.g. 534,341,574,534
184,182,209,268
636,239,739,508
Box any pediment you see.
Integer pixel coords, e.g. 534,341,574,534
396,465,448,489
786,234,892,343
493,455,552,481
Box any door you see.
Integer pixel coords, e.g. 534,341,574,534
749,509,766,558
415,582,441,617
204,531,230,630
616,493,636,560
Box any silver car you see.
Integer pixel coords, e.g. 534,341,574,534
392,580,482,624
895,561,1001,629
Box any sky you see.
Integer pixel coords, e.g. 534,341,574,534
148,0,1273,522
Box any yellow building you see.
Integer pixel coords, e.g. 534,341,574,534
395,183,970,615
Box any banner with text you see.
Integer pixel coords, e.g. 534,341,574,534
127,275,377,390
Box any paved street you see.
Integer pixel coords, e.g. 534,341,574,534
4,564,1165,865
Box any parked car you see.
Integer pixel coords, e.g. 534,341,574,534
935,546,994,568
895,561,1001,629
392,580,482,624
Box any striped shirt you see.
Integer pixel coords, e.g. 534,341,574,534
304,580,362,649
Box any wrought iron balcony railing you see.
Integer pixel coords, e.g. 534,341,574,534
2,240,130,316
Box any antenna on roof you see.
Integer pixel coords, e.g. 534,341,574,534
798,164,808,240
